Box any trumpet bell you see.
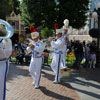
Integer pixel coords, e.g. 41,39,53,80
0,19,14,39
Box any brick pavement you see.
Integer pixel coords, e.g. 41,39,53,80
6,63,80,100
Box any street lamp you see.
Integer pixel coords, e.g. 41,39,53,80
92,3,100,67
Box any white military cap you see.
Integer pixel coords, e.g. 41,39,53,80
31,32,39,39
56,29,62,35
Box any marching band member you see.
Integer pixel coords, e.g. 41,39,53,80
0,19,13,100
0,39,12,100
61,19,69,68
27,27,45,89
48,29,65,83
61,26,69,68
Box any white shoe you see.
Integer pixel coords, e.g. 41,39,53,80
35,86,39,89
32,81,35,86
63,66,67,69
53,80,60,84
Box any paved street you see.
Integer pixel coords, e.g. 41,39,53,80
6,63,100,100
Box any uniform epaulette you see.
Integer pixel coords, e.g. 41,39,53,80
4,39,8,42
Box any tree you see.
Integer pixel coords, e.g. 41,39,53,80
41,27,53,38
59,0,89,29
20,0,56,28
0,0,11,19
20,0,89,29
20,0,32,26
9,0,20,14
0,0,20,19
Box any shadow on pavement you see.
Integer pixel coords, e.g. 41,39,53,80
42,66,100,99
63,73,100,89
7,63,30,81
63,73,100,99
42,71,54,81
72,87,100,99
40,86,74,100
79,67,100,83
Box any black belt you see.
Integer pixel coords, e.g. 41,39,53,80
54,51,63,54
0,58,9,61
32,54,43,58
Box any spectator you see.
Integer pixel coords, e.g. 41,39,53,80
73,39,82,69
14,40,18,50
16,51,25,64
89,41,97,68
84,43,90,68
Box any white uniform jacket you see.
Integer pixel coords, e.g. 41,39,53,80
0,39,12,60
51,37,65,53
27,40,45,59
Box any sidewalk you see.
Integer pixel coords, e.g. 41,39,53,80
64,67,100,100
6,63,79,100
6,63,100,100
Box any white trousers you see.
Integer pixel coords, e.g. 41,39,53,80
29,58,42,87
0,61,8,100
61,50,67,68
51,54,62,81
90,61,95,68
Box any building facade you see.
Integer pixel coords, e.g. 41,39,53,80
6,11,26,43
89,0,100,29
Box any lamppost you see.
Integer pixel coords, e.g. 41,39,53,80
92,3,100,67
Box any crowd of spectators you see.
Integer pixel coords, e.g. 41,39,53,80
12,39,98,69
69,39,97,69
13,40,31,65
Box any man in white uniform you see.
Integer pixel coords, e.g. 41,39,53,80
48,29,65,83
0,19,13,100
61,25,69,68
27,31,45,89
0,39,12,100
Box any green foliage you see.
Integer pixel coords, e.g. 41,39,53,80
41,27,54,38
20,0,56,28
0,0,11,19
0,0,20,19
59,0,89,29
9,0,20,14
20,0,32,26
20,0,89,29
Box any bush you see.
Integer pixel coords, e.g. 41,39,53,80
41,27,54,39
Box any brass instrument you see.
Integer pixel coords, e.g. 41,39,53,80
0,19,14,39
